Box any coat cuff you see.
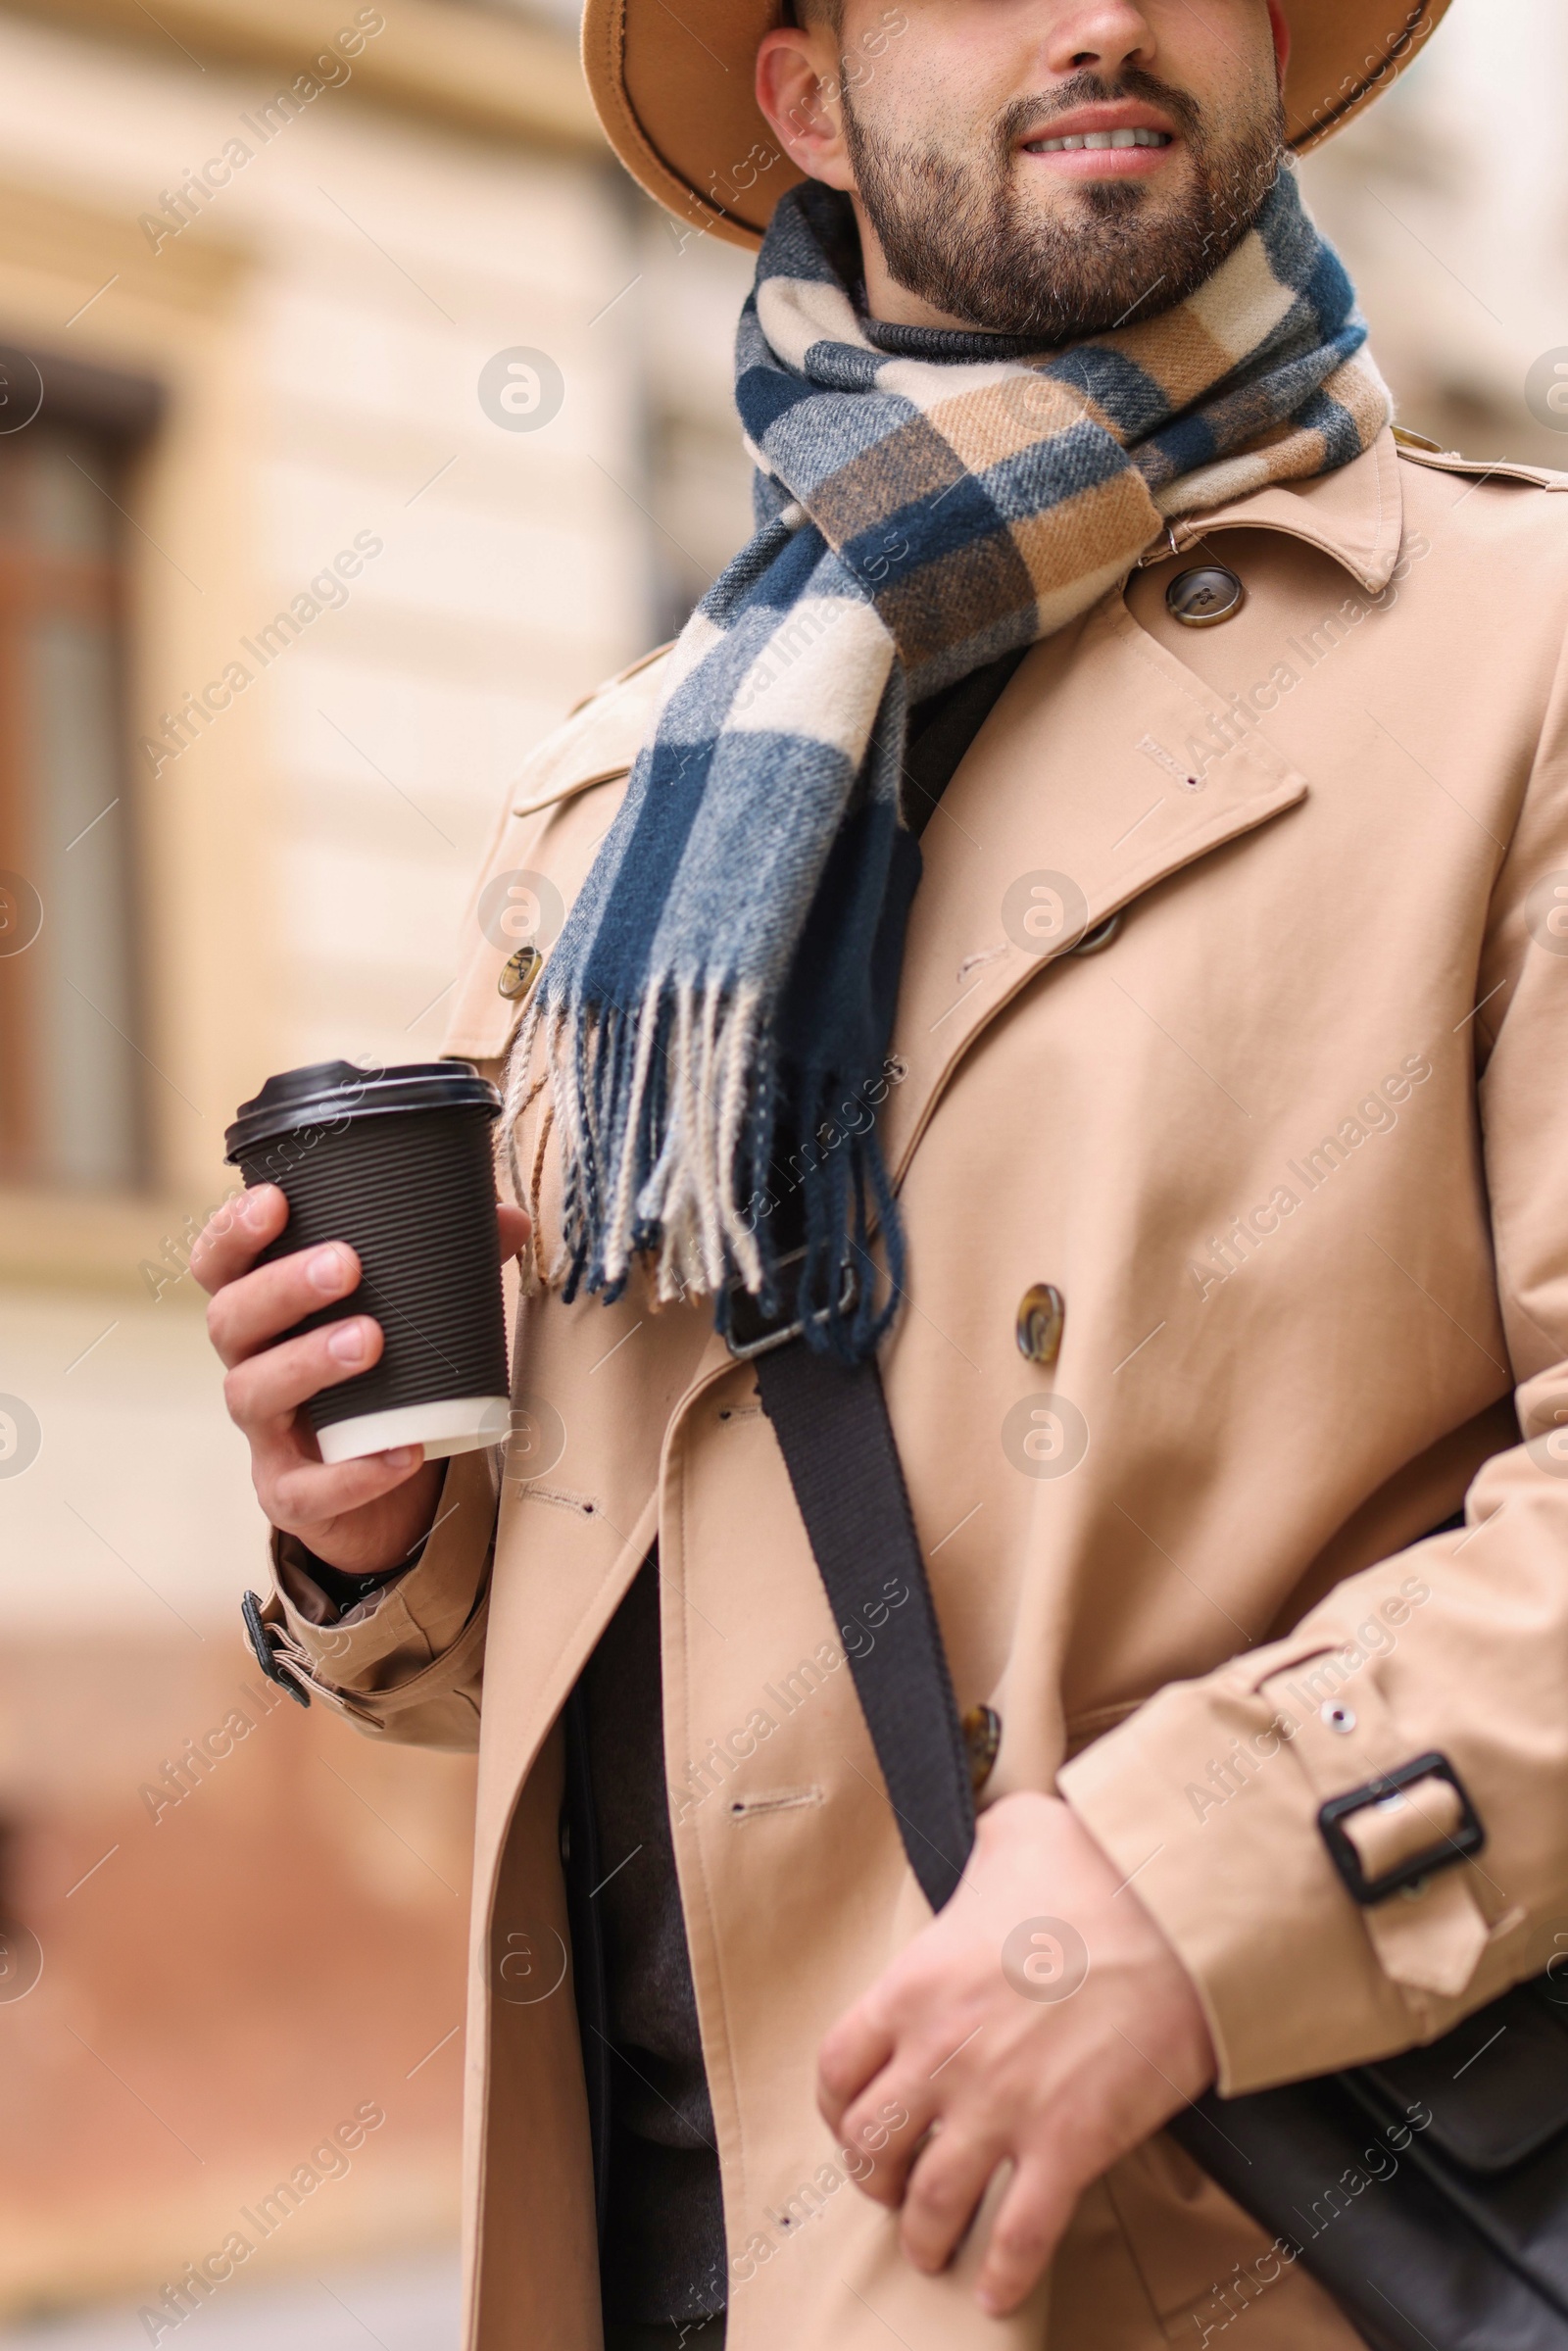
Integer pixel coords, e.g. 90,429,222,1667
257,1445,500,1739
1058,1589,1492,2092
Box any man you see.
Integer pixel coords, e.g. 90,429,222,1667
195,1,1568,2345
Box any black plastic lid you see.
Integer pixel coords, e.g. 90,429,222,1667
224,1058,501,1162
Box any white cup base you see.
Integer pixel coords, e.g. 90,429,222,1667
317,1396,511,1466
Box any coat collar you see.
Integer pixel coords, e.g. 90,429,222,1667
1152,424,1404,596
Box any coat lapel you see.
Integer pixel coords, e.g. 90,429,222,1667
880,587,1309,1183
1156,423,1403,593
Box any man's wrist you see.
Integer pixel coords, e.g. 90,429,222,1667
300,1546,424,1617
272,1523,431,1625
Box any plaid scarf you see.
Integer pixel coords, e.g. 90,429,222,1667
506,171,1389,1358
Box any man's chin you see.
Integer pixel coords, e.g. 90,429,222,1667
1010,159,1185,235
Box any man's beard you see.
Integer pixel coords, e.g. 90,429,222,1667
842,68,1286,343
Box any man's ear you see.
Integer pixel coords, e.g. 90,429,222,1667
1266,0,1291,84
756,24,857,192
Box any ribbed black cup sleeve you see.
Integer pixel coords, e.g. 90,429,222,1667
238,1103,508,1437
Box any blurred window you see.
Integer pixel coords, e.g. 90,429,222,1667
0,360,158,1191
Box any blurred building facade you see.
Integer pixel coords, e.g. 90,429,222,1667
0,0,1563,2319
0,0,750,2316
1298,0,1568,466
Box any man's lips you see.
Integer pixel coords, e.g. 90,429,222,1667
1017,101,1180,177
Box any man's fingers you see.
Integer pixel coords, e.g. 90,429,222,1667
838,2071,939,2206
817,2005,898,2136
900,2129,1004,2275
191,1185,288,1296
264,1444,430,1535
974,2155,1072,2318
205,1200,524,1361
223,1316,383,1430
207,1242,363,1369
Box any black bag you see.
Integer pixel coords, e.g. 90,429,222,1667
739,1285,1568,2351
1166,1978,1568,2350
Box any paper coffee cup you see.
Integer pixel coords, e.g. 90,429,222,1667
224,1059,510,1465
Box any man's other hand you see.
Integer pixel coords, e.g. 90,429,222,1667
816,1789,1216,2316
195,1183,528,1577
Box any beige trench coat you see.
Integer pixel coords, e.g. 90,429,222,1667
266,429,1568,2351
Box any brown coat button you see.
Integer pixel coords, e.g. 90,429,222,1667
962,1704,1002,1795
498,944,543,1001
1071,911,1122,956
1166,563,1245,626
1016,1283,1064,1366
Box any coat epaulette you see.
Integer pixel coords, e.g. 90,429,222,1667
511,642,671,820
1392,426,1568,492
565,637,674,718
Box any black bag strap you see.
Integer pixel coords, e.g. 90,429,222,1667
755,1337,975,1912
734,648,1018,1908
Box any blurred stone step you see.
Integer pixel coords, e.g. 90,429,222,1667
0,2253,460,2351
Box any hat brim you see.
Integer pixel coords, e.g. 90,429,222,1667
583,0,1449,250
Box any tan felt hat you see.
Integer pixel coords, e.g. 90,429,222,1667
582,1,1450,249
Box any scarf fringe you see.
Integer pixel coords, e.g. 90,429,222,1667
504,973,768,1303
502,973,901,1355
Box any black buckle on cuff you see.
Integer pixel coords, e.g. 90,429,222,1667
241,1590,312,1708
724,1246,858,1362
1318,1749,1483,1906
